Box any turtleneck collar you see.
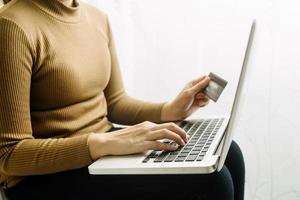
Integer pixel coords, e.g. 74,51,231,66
30,0,82,23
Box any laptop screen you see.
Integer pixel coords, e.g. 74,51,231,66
217,20,255,171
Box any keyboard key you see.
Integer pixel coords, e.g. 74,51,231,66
170,151,180,155
180,121,187,128
178,152,189,157
197,156,204,161
188,141,197,145
181,149,191,153
164,155,177,162
183,147,192,151
175,157,185,162
190,150,201,155
185,144,195,147
186,155,197,161
142,157,150,163
148,151,158,158
193,147,202,151
199,152,206,156
154,152,169,162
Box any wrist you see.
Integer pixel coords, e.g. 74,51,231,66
161,102,182,122
87,133,108,161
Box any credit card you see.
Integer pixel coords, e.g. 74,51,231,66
203,72,228,102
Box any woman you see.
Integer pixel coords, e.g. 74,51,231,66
0,0,245,199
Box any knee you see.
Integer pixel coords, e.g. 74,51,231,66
231,141,243,156
208,166,234,200
230,141,245,166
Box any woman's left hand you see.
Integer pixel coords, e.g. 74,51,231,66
161,76,210,122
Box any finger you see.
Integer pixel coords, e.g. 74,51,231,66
152,123,188,142
189,76,210,94
195,95,209,103
145,141,178,151
138,121,158,129
196,95,209,102
147,129,185,145
196,99,210,107
196,92,208,99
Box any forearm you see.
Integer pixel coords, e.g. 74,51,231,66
0,134,92,176
107,94,166,125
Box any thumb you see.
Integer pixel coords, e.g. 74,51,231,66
189,76,210,95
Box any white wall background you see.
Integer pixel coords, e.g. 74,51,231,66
87,1,300,200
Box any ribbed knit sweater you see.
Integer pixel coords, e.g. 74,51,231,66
0,0,164,189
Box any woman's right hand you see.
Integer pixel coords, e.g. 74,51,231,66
88,121,188,161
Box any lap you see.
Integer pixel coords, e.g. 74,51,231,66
5,141,243,200
6,167,233,200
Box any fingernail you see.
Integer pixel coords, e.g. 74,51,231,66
184,137,188,143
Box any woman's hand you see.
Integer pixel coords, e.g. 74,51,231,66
88,121,188,160
161,76,210,122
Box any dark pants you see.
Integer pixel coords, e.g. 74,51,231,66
5,134,245,200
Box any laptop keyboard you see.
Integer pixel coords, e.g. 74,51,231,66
142,118,224,163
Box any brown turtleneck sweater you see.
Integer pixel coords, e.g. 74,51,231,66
0,0,164,189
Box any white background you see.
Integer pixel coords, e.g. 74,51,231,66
87,1,300,200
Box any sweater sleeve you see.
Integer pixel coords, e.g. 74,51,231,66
0,18,92,176
104,17,165,125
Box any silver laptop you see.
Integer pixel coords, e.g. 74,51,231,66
88,19,255,175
